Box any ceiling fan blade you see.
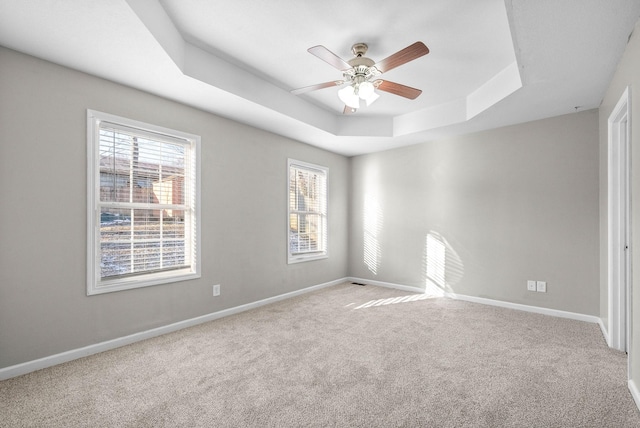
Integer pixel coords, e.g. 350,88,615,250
308,45,352,71
291,80,344,95
343,105,357,115
375,80,422,100
373,41,429,74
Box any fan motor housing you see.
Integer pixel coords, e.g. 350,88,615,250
349,43,375,67
348,57,374,67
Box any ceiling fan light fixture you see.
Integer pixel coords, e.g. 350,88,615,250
294,41,428,114
358,81,375,99
338,85,360,109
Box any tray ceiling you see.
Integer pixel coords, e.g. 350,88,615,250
0,0,639,156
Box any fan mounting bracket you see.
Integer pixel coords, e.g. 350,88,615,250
351,43,369,57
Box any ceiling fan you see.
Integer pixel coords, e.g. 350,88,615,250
291,41,429,114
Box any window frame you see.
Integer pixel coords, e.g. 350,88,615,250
287,158,328,264
87,110,201,295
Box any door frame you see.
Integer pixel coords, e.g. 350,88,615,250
608,86,631,361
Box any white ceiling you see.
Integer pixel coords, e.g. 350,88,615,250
1,0,639,156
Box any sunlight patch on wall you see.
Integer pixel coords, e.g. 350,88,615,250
423,231,465,294
363,193,383,275
426,234,446,288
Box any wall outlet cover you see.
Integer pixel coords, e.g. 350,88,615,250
536,281,547,293
527,280,537,291
213,284,220,296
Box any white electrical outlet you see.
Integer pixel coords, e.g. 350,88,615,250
536,281,547,293
527,280,537,291
213,284,220,296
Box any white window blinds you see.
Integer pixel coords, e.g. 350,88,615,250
87,110,200,294
288,159,327,263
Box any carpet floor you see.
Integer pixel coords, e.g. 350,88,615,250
1,282,639,427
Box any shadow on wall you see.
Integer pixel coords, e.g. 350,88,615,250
422,231,465,296
364,193,383,275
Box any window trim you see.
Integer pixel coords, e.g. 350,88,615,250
86,110,201,295
287,158,328,264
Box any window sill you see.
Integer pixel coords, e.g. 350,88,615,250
88,269,200,295
287,253,328,264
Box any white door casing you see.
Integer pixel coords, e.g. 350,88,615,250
608,86,631,358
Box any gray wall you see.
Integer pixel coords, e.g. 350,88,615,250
0,47,349,369
599,19,640,391
349,110,600,315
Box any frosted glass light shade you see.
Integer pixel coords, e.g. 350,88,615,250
338,85,360,109
358,81,375,99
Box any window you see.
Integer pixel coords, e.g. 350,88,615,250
288,159,328,263
87,110,200,295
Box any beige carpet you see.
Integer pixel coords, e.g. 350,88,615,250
1,282,639,427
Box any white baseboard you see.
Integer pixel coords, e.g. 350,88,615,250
349,277,602,325
446,292,601,324
598,318,610,346
0,277,348,381
629,379,640,411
